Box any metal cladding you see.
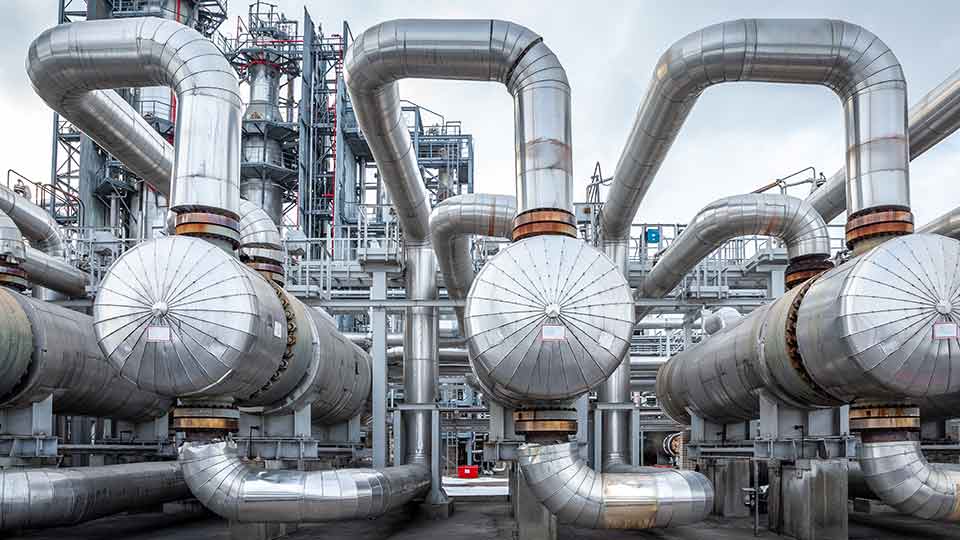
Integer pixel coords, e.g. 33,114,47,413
810,67,960,223
0,461,187,531
93,235,287,398
238,199,284,268
918,207,960,239
702,307,742,336
0,288,171,421
657,233,960,425
21,246,87,298
859,438,960,521
403,242,438,465
179,441,430,522
638,193,831,302
344,19,572,240
0,185,65,259
255,293,372,424
27,17,243,219
430,193,516,323
598,239,631,471
798,233,960,401
465,235,635,402
517,443,713,529
604,18,908,243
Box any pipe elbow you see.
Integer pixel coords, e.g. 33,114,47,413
517,443,712,529
860,439,960,521
180,441,430,523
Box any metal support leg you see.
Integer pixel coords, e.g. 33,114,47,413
592,408,602,470
371,270,387,468
630,407,640,467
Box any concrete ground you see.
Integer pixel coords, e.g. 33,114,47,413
10,502,960,539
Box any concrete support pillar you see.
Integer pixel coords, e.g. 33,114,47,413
229,522,298,540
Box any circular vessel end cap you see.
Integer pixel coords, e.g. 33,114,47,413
465,235,634,401
837,233,960,397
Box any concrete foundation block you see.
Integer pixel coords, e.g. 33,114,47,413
229,521,298,540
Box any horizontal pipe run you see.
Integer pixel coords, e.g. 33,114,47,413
180,441,430,522
0,287,172,421
0,461,187,531
657,233,960,425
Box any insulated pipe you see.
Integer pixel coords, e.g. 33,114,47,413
517,443,712,528
917,207,960,239
344,19,572,240
858,434,960,521
702,307,742,336
0,461,187,531
808,66,960,223
657,233,960,425
179,440,430,522
27,17,243,220
21,246,86,298
0,287,172,422
0,185,73,300
638,193,832,307
403,242,438,465
599,242,631,471
254,292,372,425
429,193,516,325
604,19,908,252
0,211,86,297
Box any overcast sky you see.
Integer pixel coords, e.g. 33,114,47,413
4,1,960,226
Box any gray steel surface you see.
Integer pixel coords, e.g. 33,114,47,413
465,235,635,402
180,440,429,522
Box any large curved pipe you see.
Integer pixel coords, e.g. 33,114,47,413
344,19,571,241
517,443,712,529
858,434,960,521
604,19,908,251
657,233,960,425
27,17,242,219
0,287,171,422
429,193,515,325
0,461,187,531
809,66,960,223
639,193,831,303
179,441,429,522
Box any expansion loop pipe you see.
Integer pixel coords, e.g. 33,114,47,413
180,441,429,522
604,19,909,255
27,16,243,222
344,18,571,467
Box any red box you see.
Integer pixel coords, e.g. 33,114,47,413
457,465,479,478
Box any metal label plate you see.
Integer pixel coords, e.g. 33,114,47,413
933,322,958,340
542,325,566,341
146,326,171,342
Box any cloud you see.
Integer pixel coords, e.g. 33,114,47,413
3,1,959,226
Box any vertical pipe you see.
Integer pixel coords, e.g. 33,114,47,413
599,239,631,470
403,242,437,466
371,270,388,468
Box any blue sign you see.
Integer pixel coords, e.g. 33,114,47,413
645,228,661,244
